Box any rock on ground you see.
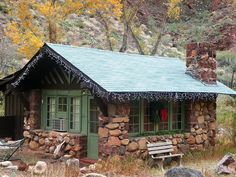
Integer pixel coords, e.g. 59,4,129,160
0,161,13,167
165,167,204,177
33,161,47,175
66,158,80,167
216,154,236,174
83,173,106,177
6,165,18,170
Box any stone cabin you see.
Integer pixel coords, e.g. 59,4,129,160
0,42,235,159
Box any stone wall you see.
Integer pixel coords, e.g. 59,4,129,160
185,100,216,146
98,100,217,158
98,117,129,158
98,103,130,158
186,42,217,84
23,130,87,158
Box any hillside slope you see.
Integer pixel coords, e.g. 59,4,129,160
0,0,235,84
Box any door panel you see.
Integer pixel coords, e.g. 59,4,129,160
87,98,99,159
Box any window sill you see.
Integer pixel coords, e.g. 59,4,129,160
129,130,185,138
42,128,83,135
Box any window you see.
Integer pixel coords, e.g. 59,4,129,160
129,101,140,133
143,101,154,132
157,101,169,131
58,97,67,112
129,100,185,135
46,97,56,127
89,99,99,133
172,102,183,130
70,97,80,131
43,91,81,132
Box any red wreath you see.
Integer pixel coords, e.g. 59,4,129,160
160,109,168,122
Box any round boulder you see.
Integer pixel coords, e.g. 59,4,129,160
195,135,203,144
121,139,129,145
127,142,139,152
39,138,45,145
165,167,204,177
33,161,47,175
29,141,39,150
197,116,205,124
0,161,13,167
66,158,80,167
138,139,147,150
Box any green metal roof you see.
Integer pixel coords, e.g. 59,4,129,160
46,43,236,96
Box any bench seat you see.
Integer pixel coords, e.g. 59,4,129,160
147,141,184,171
152,153,183,160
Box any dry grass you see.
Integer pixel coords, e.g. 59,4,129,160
1,145,236,177
183,144,236,163
94,155,151,177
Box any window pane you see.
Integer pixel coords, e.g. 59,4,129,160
47,97,56,127
90,99,99,133
58,97,67,112
157,101,169,131
172,102,183,130
144,101,154,132
129,101,139,133
70,97,80,131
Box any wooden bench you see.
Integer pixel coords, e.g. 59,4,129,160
147,141,183,171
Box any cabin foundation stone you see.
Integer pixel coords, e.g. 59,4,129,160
23,130,87,158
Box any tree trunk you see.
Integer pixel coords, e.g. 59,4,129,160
99,14,113,51
150,19,166,56
150,32,163,56
119,0,144,53
128,25,145,55
48,20,57,43
119,11,129,52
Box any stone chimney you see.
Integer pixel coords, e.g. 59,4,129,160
186,42,217,84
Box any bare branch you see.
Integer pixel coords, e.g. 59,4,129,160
128,24,145,55
150,19,166,56
98,13,113,51
119,0,144,52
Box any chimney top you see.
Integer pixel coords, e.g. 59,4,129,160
186,42,217,84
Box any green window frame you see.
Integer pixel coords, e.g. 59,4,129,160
129,99,185,136
69,97,81,131
46,97,56,128
41,90,82,133
128,101,140,134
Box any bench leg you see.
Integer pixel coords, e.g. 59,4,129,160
177,156,182,167
157,159,164,171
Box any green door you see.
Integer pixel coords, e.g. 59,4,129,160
87,98,99,159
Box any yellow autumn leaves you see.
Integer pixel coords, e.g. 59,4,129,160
167,0,183,20
4,0,182,59
85,0,123,19
5,0,85,58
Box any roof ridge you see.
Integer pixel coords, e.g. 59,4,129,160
46,43,181,61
